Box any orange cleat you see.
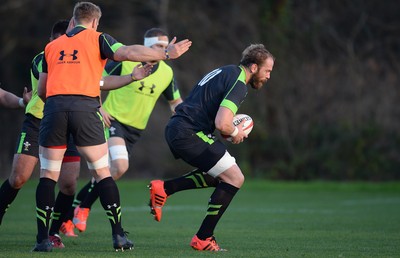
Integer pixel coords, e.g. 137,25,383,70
60,220,78,237
73,206,90,232
190,235,227,251
148,180,167,222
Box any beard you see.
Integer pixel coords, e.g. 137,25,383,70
249,74,267,89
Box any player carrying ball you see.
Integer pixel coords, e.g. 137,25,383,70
148,44,275,251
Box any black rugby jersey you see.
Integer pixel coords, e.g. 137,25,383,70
174,65,248,134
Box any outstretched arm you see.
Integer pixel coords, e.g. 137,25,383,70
113,37,192,62
0,87,29,109
101,63,153,91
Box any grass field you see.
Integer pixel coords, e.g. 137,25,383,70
0,179,399,257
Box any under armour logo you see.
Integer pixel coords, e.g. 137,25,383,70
138,81,156,94
107,203,117,209
59,50,78,61
23,141,31,151
45,206,53,211
109,126,116,135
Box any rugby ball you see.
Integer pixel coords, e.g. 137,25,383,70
222,114,254,141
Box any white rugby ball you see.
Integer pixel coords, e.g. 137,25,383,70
222,114,254,142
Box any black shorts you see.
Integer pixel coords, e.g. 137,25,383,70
39,111,106,147
64,138,80,158
107,119,142,155
165,119,226,172
16,114,80,158
15,114,41,157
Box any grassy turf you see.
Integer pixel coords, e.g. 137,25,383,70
0,180,399,257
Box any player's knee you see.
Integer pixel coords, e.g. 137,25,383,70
111,160,129,180
235,172,245,188
219,172,244,189
8,174,29,189
59,181,76,195
109,145,129,180
213,163,245,189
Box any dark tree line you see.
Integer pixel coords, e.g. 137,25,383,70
0,0,399,180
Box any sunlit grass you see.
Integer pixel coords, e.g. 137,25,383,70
0,179,399,257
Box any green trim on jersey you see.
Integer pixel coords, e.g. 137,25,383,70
219,66,246,115
103,60,176,129
26,52,45,119
173,88,181,99
110,42,124,52
238,65,247,83
220,99,238,114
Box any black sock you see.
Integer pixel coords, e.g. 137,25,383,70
97,177,123,236
49,191,74,236
80,184,99,209
164,169,219,196
0,179,20,225
65,204,75,222
75,180,96,207
35,178,56,243
196,182,239,240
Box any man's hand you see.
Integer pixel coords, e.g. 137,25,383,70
100,107,114,128
22,87,32,105
230,119,248,144
131,63,153,81
166,37,192,59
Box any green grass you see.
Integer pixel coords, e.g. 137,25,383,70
0,179,399,257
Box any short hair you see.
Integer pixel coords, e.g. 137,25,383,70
73,2,102,24
144,28,168,38
51,20,69,39
239,44,275,68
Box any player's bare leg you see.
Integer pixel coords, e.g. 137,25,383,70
0,154,38,225
108,137,129,180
